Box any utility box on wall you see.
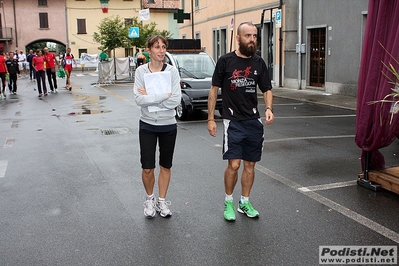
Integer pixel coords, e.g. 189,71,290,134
296,43,306,54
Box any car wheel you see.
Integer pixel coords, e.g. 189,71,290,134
176,100,188,121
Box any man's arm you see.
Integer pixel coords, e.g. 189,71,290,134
207,85,219,137
263,90,274,125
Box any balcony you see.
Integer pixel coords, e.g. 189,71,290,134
0,27,13,41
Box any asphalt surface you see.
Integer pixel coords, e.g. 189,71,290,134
1,71,398,266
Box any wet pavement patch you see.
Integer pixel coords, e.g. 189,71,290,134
69,94,111,115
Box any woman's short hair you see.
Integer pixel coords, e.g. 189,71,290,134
146,35,168,49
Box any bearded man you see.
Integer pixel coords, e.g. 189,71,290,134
207,21,274,221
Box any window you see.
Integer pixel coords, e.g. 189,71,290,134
195,0,199,9
38,0,47,6
125,48,133,57
124,18,133,27
39,13,48,29
77,19,87,34
78,49,87,58
148,0,155,3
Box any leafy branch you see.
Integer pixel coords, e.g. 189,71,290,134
368,42,399,125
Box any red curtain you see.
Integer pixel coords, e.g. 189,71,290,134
355,0,399,170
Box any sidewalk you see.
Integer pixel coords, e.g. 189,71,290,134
271,87,357,111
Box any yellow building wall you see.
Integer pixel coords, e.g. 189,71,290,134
66,0,174,58
179,0,281,56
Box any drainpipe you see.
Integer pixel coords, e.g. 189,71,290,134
1,1,8,51
279,0,282,87
191,0,194,38
297,0,302,89
13,0,17,47
65,2,69,47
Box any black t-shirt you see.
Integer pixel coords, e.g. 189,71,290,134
212,51,272,121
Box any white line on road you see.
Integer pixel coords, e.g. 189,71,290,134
4,138,14,148
264,135,355,143
298,180,358,192
276,114,356,119
0,160,8,178
256,164,399,244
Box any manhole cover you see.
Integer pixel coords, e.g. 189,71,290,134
101,128,130,135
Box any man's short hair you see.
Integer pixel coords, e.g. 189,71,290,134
237,21,256,35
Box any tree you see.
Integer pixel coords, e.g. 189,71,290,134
93,15,172,54
27,42,48,53
125,17,172,49
93,15,129,56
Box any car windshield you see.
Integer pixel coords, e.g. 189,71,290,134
172,53,215,79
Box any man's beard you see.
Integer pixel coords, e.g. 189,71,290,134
238,38,257,57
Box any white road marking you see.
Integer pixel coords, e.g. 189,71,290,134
264,135,355,143
4,138,13,148
0,160,8,178
256,164,399,244
276,114,356,119
298,180,357,192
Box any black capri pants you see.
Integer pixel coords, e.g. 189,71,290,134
139,127,177,169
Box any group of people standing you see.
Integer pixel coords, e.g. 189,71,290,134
0,47,77,99
134,21,274,221
30,47,76,97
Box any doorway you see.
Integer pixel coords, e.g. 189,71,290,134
309,28,325,87
260,22,274,81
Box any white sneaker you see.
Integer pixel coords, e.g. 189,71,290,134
156,200,172,218
143,198,156,218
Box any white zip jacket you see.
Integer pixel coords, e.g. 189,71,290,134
133,63,181,126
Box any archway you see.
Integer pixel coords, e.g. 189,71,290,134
25,39,66,56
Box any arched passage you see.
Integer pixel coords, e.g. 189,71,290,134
25,39,66,55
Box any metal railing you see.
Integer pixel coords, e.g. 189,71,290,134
0,27,13,41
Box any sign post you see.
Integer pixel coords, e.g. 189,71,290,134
275,9,282,28
128,27,139,38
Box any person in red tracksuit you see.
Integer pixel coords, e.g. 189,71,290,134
0,52,7,98
32,49,47,97
43,47,59,93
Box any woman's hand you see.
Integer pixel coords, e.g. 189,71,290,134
138,87,147,95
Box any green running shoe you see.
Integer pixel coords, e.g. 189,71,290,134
238,201,259,218
224,200,236,221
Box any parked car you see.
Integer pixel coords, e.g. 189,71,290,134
165,39,222,120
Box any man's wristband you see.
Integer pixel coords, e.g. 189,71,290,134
207,119,215,122
266,106,273,113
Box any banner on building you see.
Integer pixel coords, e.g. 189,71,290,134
139,9,150,21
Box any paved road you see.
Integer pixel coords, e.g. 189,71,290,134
0,72,398,265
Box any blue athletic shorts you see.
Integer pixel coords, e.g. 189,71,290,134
222,119,264,162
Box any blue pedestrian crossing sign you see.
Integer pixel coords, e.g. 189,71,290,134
275,9,282,28
129,27,139,38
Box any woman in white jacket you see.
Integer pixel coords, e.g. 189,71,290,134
133,35,181,218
